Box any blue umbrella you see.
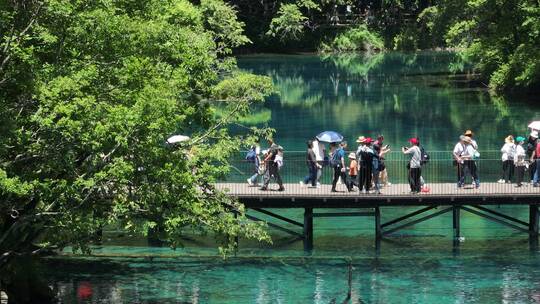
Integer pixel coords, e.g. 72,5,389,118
316,131,344,143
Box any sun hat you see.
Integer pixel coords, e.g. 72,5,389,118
348,152,356,159
531,131,538,138
464,130,473,136
356,136,365,143
516,136,526,143
409,138,419,145
505,135,514,143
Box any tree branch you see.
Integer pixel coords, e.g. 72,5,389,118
0,1,44,76
191,98,249,144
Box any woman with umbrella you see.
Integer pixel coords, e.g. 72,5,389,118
315,131,349,192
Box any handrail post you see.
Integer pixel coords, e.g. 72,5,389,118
304,207,313,251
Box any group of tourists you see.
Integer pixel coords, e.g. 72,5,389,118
299,134,428,194
246,138,285,191
496,130,540,188
245,128,540,194
246,135,423,194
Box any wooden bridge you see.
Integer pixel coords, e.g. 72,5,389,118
217,182,540,251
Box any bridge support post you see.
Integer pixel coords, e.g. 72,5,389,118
529,205,539,241
304,207,313,251
375,207,381,239
375,207,381,252
452,206,460,242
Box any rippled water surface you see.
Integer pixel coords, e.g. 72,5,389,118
44,205,540,303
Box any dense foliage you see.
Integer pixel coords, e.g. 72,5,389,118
0,0,273,301
319,25,384,53
228,0,540,91
432,0,540,91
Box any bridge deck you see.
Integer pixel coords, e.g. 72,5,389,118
217,182,540,208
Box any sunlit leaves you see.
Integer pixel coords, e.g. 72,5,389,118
0,0,272,263
266,3,308,41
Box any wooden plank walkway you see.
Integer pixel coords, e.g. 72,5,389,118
216,182,540,208
217,182,540,250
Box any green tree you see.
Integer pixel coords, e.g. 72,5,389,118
421,0,540,91
0,0,273,302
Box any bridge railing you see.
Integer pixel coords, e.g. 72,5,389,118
218,151,538,196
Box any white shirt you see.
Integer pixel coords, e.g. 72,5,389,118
453,142,468,157
313,140,324,162
274,152,283,168
500,142,515,161
453,142,476,162
514,144,526,165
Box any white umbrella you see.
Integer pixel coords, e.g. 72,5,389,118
316,131,344,143
528,121,540,130
167,135,190,144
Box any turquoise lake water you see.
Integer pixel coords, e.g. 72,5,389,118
42,52,540,303
235,51,540,152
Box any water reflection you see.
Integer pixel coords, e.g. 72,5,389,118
238,52,540,151
43,254,540,303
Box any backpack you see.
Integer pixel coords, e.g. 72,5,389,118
330,148,342,167
420,146,430,165
245,148,256,162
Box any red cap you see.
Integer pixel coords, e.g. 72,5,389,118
364,137,373,144
409,138,419,145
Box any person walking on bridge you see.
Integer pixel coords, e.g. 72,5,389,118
374,135,391,188
357,137,375,194
454,135,480,188
260,138,285,191
348,152,358,190
527,131,539,183
312,138,325,185
246,143,261,186
402,138,422,194
514,136,527,188
499,135,515,184
301,140,319,188
464,130,480,188
530,133,540,187
330,142,349,192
